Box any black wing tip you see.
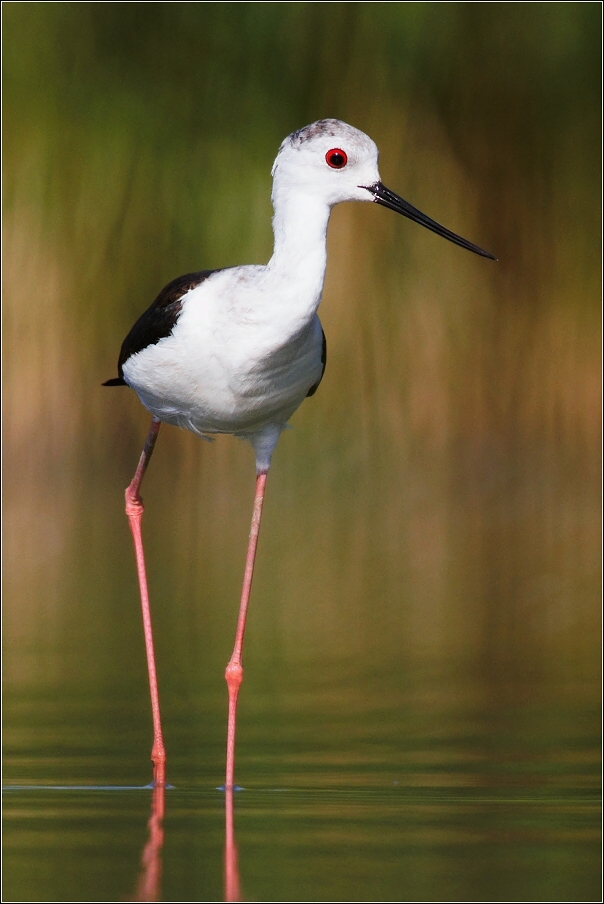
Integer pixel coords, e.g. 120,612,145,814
102,377,127,386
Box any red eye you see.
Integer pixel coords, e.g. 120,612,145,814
325,148,348,169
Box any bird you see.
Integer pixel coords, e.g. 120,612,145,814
104,119,495,790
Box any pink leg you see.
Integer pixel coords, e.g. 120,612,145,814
125,417,166,786
224,470,268,790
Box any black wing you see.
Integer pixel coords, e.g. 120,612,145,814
103,269,220,385
306,328,327,397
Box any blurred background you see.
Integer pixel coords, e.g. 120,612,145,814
3,3,601,902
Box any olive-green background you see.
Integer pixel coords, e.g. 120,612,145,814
3,4,600,902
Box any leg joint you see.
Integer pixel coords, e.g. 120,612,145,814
225,660,243,691
125,485,144,517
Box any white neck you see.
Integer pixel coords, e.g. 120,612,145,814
266,188,331,321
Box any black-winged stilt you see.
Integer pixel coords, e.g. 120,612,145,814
104,119,495,789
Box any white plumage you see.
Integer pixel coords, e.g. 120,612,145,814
123,270,324,466
119,121,383,470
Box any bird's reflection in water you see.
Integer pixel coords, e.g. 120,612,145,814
224,787,241,902
132,782,165,902
128,781,242,901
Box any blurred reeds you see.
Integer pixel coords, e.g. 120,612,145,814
3,4,600,716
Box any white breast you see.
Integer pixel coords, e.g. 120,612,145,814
122,266,325,438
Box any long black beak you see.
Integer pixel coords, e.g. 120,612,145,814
363,181,496,260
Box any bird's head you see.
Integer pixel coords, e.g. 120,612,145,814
271,119,496,260
271,119,381,207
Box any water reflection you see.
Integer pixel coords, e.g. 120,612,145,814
131,782,165,903
126,781,243,903
2,765,599,902
130,781,243,903
224,788,242,903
